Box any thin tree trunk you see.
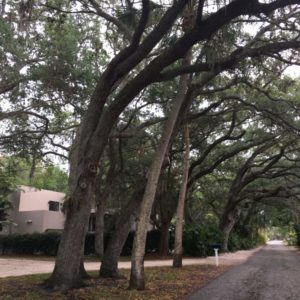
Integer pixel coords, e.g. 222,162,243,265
129,49,192,290
173,124,190,267
158,219,171,257
95,139,117,258
100,179,146,277
94,199,105,258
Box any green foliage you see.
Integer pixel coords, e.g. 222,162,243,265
0,232,60,256
182,224,223,257
0,159,16,228
3,158,69,193
294,225,300,247
28,165,69,193
228,230,266,252
0,230,162,256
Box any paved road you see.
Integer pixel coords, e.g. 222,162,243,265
0,248,258,277
189,241,300,300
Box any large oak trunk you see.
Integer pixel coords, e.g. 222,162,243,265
219,206,240,252
46,189,92,290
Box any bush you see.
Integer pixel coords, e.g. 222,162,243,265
0,232,61,255
121,230,161,256
0,230,162,256
182,225,222,257
228,230,267,251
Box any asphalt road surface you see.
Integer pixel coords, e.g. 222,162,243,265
189,241,300,300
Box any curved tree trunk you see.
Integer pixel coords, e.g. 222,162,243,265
46,187,93,290
219,206,241,252
173,124,190,267
100,179,146,277
129,49,192,290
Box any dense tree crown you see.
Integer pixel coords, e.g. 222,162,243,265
1,0,300,293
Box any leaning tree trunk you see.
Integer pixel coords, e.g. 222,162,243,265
129,48,192,290
219,206,241,252
173,123,190,268
46,123,100,290
100,179,146,277
46,186,93,290
95,139,118,258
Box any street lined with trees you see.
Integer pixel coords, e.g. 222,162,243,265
1,0,300,294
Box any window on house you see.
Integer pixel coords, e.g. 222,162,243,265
48,201,60,212
0,224,2,232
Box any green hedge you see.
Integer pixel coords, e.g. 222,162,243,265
0,226,264,257
0,230,162,256
0,232,61,256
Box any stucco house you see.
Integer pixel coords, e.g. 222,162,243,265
1,185,66,235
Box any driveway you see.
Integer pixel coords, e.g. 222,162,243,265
0,247,259,277
188,241,300,300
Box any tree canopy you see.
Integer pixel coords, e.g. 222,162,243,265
1,0,300,292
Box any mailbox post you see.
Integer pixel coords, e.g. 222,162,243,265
210,243,222,267
214,248,219,267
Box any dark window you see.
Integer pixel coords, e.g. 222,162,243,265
0,224,2,232
48,201,59,211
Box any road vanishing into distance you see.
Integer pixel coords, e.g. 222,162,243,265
189,241,300,300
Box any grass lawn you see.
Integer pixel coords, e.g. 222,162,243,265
0,265,227,300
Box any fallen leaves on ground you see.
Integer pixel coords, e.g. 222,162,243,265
0,265,228,300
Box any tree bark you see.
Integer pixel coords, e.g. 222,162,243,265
100,179,146,278
219,206,241,252
46,188,93,290
94,199,105,258
129,49,192,290
158,219,171,257
95,139,118,258
173,124,190,268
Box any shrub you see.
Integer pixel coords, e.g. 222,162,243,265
0,230,162,256
0,232,61,255
228,229,267,251
182,224,223,257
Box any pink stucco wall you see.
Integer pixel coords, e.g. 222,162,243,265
18,186,65,211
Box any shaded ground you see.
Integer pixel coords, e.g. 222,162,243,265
0,265,226,300
189,241,300,300
0,248,259,277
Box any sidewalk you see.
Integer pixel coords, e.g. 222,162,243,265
0,247,260,278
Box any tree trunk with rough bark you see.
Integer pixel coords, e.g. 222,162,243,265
46,186,93,290
95,139,117,258
158,219,171,257
95,199,105,258
219,206,241,252
129,49,192,290
100,179,146,278
173,124,190,268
